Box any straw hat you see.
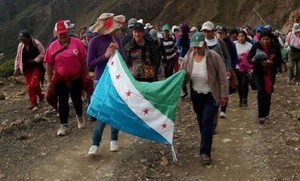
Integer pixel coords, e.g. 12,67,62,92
89,13,126,35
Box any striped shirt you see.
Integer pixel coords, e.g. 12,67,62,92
161,37,176,62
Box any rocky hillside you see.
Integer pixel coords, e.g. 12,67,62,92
0,0,300,58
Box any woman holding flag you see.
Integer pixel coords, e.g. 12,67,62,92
180,32,229,165
86,13,126,155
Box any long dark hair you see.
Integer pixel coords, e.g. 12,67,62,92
259,30,273,40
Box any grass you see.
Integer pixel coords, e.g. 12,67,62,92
0,58,14,77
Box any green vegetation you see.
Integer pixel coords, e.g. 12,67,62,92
0,59,14,77
295,0,300,7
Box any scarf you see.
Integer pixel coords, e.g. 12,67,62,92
261,43,274,94
205,36,218,47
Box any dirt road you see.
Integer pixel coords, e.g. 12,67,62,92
0,75,299,181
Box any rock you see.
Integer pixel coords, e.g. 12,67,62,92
17,91,26,96
223,138,232,143
205,164,212,168
1,119,9,127
0,94,5,100
286,137,299,145
140,158,147,163
104,173,113,177
0,174,6,179
160,156,169,166
17,135,29,140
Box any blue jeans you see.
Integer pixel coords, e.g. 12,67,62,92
191,91,218,157
92,121,119,146
91,80,119,146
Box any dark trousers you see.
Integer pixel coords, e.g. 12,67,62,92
257,91,271,118
56,78,83,125
220,104,227,113
253,72,272,118
182,78,188,94
191,91,218,157
235,69,249,104
164,57,176,79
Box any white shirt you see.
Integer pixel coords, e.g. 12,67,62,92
234,40,252,69
234,40,253,56
190,57,211,94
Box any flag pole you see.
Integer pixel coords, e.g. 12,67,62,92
171,145,178,161
253,8,267,25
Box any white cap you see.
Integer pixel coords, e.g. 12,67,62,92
172,25,179,33
65,20,75,29
137,19,143,25
144,23,153,29
201,21,214,31
190,26,198,32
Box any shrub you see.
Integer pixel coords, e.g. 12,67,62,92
0,59,14,77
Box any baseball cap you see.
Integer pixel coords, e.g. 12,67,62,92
128,18,137,28
132,22,144,31
65,20,75,29
190,32,205,47
190,26,198,33
162,24,170,31
216,26,227,33
18,30,31,40
201,21,214,31
55,20,69,35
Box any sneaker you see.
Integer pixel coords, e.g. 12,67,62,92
180,93,188,98
241,99,248,107
258,117,265,124
110,140,119,152
239,102,243,107
57,125,67,136
76,115,86,129
88,145,99,155
32,106,39,111
219,111,226,118
88,116,96,122
201,154,212,165
26,105,35,110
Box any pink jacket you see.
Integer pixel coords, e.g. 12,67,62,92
239,52,253,72
285,31,300,49
14,38,45,73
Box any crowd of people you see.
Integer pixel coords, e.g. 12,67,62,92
13,13,300,165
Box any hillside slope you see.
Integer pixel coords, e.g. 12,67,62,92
0,0,299,58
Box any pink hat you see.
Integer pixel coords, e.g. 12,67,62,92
89,13,126,35
55,20,69,35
